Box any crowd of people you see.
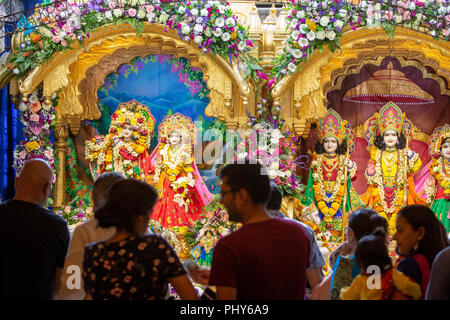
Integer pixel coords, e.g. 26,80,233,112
0,158,449,300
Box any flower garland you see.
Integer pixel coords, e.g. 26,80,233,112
366,147,414,215
149,219,180,250
8,0,258,80
311,153,350,218
13,89,57,176
428,157,450,203
271,0,450,83
153,143,196,211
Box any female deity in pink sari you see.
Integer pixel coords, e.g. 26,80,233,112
148,113,213,229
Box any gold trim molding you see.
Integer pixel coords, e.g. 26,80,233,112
271,27,450,138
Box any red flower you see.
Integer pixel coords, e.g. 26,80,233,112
138,118,144,123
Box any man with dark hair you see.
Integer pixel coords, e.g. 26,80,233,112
59,172,125,300
208,162,310,299
266,183,325,292
0,159,70,299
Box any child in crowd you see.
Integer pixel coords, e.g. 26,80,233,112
340,228,422,300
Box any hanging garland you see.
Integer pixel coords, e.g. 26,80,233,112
270,0,449,84
7,0,259,80
99,54,209,98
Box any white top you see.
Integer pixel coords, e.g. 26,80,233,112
59,218,115,300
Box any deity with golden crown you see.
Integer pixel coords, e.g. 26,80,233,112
148,113,213,229
85,100,154,181
361,102,425,234
424,124,450,234
302,109,363,244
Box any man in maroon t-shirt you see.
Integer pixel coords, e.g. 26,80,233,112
209,162,310,300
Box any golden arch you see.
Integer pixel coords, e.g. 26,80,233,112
271,27,450,138
15,23,254,207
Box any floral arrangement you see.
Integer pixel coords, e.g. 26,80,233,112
8,0,258,80
427,157,450,203
310,153,357,221
271,0,450,83
149,219,181,250
13,89,57,176
99,55,210,98
184,195,240,265
55,202,94,226
236,99,306,198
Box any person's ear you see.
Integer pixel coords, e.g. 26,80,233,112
417,226,425,242
347,228,355,242
43,182,51,198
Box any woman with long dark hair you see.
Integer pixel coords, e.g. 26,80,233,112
82,179,199,300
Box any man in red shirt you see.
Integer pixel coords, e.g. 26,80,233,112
209,162,310,300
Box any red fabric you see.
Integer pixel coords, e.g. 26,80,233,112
209,218,310,300
150,176,204,228
413,253,431,298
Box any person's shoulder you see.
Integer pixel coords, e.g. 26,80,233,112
432,247,450,266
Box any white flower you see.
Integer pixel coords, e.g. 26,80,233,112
196,17,203,24
138,0,145,4
298,37,309,47
105,10,113,20
200,8,208,16
19,102,28,112
194,35,203,44
159,13,169,24
334,19,344,29
42,123,50,131
137,10,146,19
238,41,246,51
42,103,52,111
360,1,368,8
306,31,316,41
181,24,191,34
271,162,279,171
319,16,330,27
326,30,336,40
194,24,203,33
374,3,381,11
178,6,186,14
291,48,302,59
129,0,138,6
409,2,416,10
221,32,231,41
296,10,305,19
312,172,319,180
290,19,299,29
226,18,235,26
291,30,300,41
299,23,308,34
213,28,222,37
394,15,402,24
316,30,326,40
215,17,225,27
218,5,226,14
285,170,292,178
147,12,155,21
191,8,199,16
29,94,39,104
338,9,348,18
204,27,212,37
113,8,123,18
287,62,297,73
267,169,277,179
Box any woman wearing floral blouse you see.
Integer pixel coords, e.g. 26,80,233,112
82,179,199,300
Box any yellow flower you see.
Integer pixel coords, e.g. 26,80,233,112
105,154,112,162
118,117,125,124
130,118,137,126
25,141,40,152
306,19,317,32
230,32,237,40
331,202,340,210
135,113,141,119
134,145,145,154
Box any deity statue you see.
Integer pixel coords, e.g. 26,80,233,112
362,102,424,233
424,124,450,234
148,113,213,229
85,100,155,181
190,229,218,267
302,109,363,244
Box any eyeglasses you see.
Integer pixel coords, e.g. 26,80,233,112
219,188,240,199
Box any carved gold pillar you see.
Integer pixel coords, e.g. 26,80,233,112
261,5,277,73
53,120,69,209
247,3,262,60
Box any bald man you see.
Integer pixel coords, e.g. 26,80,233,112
0,159,70,299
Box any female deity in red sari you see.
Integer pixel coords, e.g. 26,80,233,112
149,113,213,229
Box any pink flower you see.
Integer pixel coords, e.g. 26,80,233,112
128,8,137,17
403,11,411,20
366,8,374,18
385,10,393,20
443,28,450,37
108,2,116,9
61,40,67,47
48,6,55,13
145,5,154,13
44,149,53,160
19,150,26,159
30,114,40,122
62,24,70,32
51,35,60,43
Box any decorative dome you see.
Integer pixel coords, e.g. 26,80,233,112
343,62,434,105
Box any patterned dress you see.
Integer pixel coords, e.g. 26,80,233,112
83,234,186,300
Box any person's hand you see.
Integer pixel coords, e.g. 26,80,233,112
407,149,413,158
344,158,354,169
191,269,211,286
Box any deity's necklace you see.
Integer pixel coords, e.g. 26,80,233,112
323,154,339,179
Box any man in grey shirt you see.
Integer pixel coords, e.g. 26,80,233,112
266,183,326,290
425,246,450,300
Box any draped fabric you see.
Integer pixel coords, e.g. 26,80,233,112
0,0,42,201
